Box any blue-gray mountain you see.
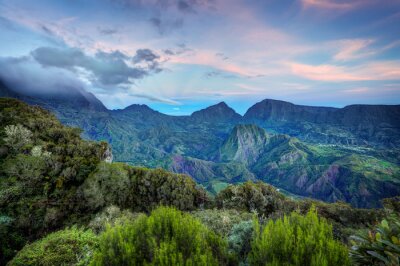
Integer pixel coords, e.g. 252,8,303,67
1,80,399,207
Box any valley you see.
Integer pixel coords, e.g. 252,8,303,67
1,80,399,207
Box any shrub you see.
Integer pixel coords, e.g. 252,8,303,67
228,220,254,262
81,163,209,212
9,227,98,266
350,215,400,265
216,181,287,216
191,209,253,237
91,206,233,265
382,196,400,214
88,205,141,234
249,206,350,266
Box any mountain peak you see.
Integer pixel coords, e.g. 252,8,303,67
219,124,269,164
191,102,241,122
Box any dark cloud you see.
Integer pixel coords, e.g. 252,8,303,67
0,56,87,97
40,25,55,36
204,70,238,79
149,17,183,35
98,27,118,35
177,0,194,13
163,49,175,55
31,46,161,86
215,52,229,60
133,48,162,72
133,49,160,63
131,93,180,105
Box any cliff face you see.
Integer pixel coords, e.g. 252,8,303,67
219,124,270,164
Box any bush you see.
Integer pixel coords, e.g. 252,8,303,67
91,206,233,265
80,163,209,212
350,215,400,265
9,227,98,266
249,206,350,266
228,220,254,262
88,205,141,234
191,209,253,237
215,182,288,216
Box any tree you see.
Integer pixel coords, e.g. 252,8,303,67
249,206,350,266
3,124,32,151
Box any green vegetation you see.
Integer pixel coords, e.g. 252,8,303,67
91,206,232,266
0,98,208,263
9,227,98,266
249,207,350,266
350,215,400,265
1,99,399,265
216,181,289,215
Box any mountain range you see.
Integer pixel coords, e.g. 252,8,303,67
1,80,399,207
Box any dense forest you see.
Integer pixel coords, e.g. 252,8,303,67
1,98,399,265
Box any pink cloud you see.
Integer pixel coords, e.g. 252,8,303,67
333,39,375,61
302,0,355,10
168,50,261,77
289,61,400,82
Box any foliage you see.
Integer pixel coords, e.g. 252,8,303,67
80,162,209,212
3,124,32,151
88,205,141,234
215,181,288,216
249,206,350,266
228,220,254,262
350,215,400,266
91,206,233,266
9,227,98,266
191,209,253,237
382,196,400,214
0,99,210,263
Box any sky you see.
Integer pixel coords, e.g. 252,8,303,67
0,0,400,115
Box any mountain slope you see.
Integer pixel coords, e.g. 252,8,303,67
244,99,400,147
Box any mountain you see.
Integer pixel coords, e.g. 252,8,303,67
0,79,107,112
218,124,271,164
244,99,400,147
191,101,241,122
214,124,400,207
1,81,399,207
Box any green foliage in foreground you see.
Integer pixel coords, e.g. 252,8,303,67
91,206,233,266
350,215,400,265
249,207,350,266
0,99,209,264
8,227,98,266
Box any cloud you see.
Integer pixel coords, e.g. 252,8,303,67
301,0,359,10
289,61,400,82
130,93,181,105
133,49,160,63
0,56,87,96
333,39,375,61
31,46,162,86
149,17,183,35
98,27,118,35
215,52,229,60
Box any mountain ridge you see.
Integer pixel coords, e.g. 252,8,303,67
1,80,400,207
